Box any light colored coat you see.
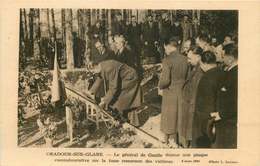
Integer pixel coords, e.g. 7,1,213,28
159,51,188,134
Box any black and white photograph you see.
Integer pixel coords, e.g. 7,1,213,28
17,9,238,149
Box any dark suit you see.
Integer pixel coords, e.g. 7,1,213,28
172,24,183,42
159,51,188,134
142,21,159,45
126,23,141,56
114,47,137,69
111,20,126,36
192,67,224,148
90,25,105,42
159,20,172,42
214,65,238,148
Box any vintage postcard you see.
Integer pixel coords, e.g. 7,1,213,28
0,0,260,166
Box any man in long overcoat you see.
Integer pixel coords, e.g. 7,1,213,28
179,47,204,148
89,59,142,126
141,15,159,46
159,38,188,144
192,51,224,148
111,13,126,36
159,13,172,43
211,44,238,148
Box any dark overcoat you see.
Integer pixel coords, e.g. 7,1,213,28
159,20,172,42
111,20,126,36
159,51,188,134
114,47,137,69
141,21,159,45
179,65,204,143
114,47,144,79
214,66,238,148
192,67,224,148
172,24,183,42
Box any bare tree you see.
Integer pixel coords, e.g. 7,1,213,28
65,9,74,69
46,9,51,38
29,9,34,57
23,9,29,41
51,9,56,40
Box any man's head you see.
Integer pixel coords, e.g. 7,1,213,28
147,15,153,22
114,35,126,51
95,20,101,28
116,13,122,21
223,35,234,46
223,44,238,67
173,17,180,26
162,13,169,20
200,51,217,72
183,15,189,21
95,40,105,53
164,37,179,55
50,36,55,42
187,46,203,66
196,34,209,50
183,38,194,53
89,62,102,74
131,16,137,24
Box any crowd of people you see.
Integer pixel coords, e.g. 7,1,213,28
41,12,205,69
83,14,238,149
158,36,237,149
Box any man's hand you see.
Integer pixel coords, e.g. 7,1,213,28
99,99,108,110
87,61,93,69
210,112,221,121
85,90,95,100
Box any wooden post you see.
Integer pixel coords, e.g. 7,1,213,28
95,108,100,129
66,106,73,143
85,102,89,125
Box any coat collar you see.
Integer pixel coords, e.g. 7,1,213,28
169,50,180,57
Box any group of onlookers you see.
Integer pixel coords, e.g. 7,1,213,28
159,34,237,149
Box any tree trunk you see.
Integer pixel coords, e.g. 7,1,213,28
51,9,56,40
65,9,74,69
47,9,51,38
61,9,66,49
29,9,34,57
19,9,25,44
36,9,41,39
19,9,26,70
108,9,112,30
77,9,84,40
23,9,29,41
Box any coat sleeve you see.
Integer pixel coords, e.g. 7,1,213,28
89,76,103,95
103,67,119,105
158,58,172,89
